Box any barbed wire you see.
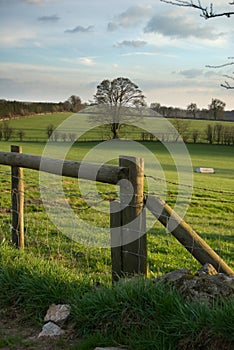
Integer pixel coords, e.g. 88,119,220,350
0,170,232,275
145,174,234,196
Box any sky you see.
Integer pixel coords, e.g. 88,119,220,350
0,0,233,110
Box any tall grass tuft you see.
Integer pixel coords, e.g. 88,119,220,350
1,246,234,349
70,278,234,349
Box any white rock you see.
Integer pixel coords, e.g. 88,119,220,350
195,167,215,174
38,322,65,338
44,304,71,323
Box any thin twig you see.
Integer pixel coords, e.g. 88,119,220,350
160,0,234,19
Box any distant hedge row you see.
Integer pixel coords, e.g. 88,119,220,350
0,96,86,119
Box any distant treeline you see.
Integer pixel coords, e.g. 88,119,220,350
1,96,234,122
150,101,234,122
0,95,87,119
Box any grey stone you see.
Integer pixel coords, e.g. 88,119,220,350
44,304,71,324
196,263,218,276
157,266,234,304
38,321,65,338
156,268,190,282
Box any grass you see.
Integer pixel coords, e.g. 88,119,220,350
0,254,234,349
0,141,233,274
1,112,234,143
169,117,234,143
0,113,233,348
4,113,71,141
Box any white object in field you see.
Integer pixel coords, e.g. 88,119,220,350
195,167,215,174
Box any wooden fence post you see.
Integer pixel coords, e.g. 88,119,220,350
110,200,122,282
11,145,24,249
146,195,234,276
110,156,147,281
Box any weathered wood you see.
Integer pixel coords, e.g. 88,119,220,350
146,195,234,276
119,156,147,277
110,201,122,282
0,151,128,185
11,145,24,249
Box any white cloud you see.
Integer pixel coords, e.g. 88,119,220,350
64,25,94,33
0,28,37,47
24,0,45,3
79,57,96,66
38,15,60,21
114,40,147,48
121,52,159,57
144,11,223,40
117,5,151,26
110,5,152,29
107,22,118,32
178,69,204,79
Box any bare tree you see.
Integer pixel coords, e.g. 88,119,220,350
160,1,234,19
161,1,234,89
206,58,234,89
192,129,199,143
187,103,199,118
205,124,214,144
172,119,190,141
46,124,54,140
17,130,25,141
208,98,226,120
214,124,223,144
3,122,14,141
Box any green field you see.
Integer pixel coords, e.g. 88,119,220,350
1,112,234,143
0,113,233,274
0,113,234,349
0,140,233,274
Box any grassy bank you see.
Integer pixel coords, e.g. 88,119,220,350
0,247,234,349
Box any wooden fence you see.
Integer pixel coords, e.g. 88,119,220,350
0,145,233,280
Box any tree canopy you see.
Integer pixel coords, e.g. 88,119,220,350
208,98,226,120
93,77,146,138
94,77,145,108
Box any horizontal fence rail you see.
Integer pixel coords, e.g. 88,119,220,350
0,145,233,279
0,151,129,185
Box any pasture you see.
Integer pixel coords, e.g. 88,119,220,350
0,139,233,275
2,111,234,143
0,113,233,349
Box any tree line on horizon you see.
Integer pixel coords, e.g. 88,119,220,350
0,75,233,145
0,95,231,120
0,95,87,120
0,96,231,123
150,98,229,121
0,77,233,137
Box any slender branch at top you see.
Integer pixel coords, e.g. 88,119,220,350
221,82,234,89
206,62,234,69
160,0,234,19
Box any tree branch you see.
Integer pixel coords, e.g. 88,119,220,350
206,62,234,69
221,81,234,89
160,0,234,19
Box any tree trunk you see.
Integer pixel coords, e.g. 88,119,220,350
112,123,119,139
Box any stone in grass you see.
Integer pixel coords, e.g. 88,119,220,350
156,268,190,282
44,304,71,324
196,263,218,276
38,321,65,338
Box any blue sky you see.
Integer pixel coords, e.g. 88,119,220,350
0,0,233,109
